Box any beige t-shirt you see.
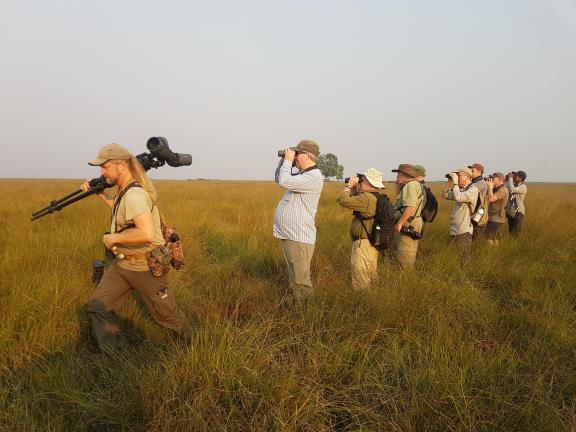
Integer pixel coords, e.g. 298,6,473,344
112,187,164,271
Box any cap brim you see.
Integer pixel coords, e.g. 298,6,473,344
392,170,415,177
88,158,108,166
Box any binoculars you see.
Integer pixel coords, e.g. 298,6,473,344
277,149,302,158
344,174,364,184
400,226,422,240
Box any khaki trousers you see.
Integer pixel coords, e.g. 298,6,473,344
87,261,191,349
281,239,315,301
396,234,420,270
351,239,379,290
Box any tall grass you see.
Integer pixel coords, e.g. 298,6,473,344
0,179,575,431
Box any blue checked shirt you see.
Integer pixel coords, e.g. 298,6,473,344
273,160,324,245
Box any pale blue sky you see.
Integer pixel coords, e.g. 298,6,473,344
1,0,575,181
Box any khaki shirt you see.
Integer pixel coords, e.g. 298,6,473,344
488,185,509,223
112,187,164,271
394,180,424,231
441,184,478,235
337,189,382,239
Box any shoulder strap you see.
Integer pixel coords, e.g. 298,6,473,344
402,181,424,222
112,182,142,232
353,192,379,221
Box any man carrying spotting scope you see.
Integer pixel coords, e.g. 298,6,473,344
81,143,191,350
31,136,192,221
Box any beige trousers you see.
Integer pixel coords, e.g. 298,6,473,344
87,261,191,349
396,234,420,270
351,239,380,290
281,239,315,301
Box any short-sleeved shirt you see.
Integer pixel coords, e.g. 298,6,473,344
394,180,425,232
112,187,164,271
488,185,509,223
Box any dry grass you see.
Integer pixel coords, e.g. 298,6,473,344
1,179,575,431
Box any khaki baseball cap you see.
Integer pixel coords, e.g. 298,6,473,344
363,168,386,189
88,143,133,166
391,163,418,178
492,172,505,180
414,164,426,176
292,139,320,156
453,166,473,177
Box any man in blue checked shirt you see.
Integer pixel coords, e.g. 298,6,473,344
274,140,324,301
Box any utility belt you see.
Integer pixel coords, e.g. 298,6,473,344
119,246,171,277
96,245,171,284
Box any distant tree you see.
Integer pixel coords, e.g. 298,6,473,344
317,153,344,181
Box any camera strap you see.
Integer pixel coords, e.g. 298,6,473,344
462,183,481,226
296,165,319,175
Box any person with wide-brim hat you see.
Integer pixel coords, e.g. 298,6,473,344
337,168,388,290
391,164,426,270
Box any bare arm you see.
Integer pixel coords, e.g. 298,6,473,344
395,206,416,233
103,212,155,248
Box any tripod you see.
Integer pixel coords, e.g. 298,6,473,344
31,176,111,221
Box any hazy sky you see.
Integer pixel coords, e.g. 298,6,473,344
2,0,575,182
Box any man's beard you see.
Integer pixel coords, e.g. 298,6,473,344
105,176,117,186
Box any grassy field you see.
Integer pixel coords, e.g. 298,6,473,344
1,179,575,431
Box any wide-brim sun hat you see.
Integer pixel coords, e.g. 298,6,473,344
363,168,386,188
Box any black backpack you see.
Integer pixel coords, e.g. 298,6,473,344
420,183,438,223
355,193,396,251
